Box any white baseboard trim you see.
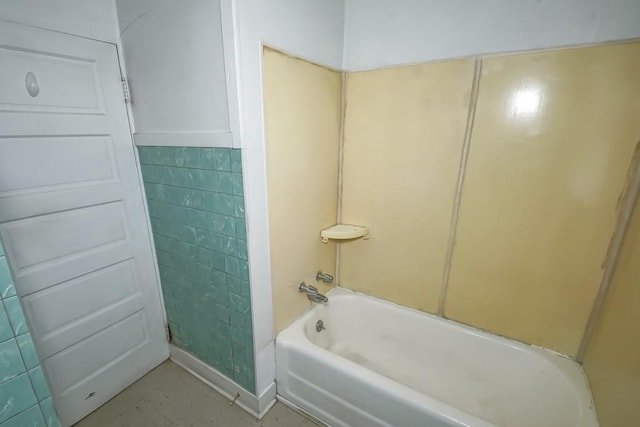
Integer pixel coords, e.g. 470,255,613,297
134,131,233,147
169,344,277,419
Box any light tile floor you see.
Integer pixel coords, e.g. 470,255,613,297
75,360,319,427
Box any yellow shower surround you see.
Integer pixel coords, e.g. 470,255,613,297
262,43,640,354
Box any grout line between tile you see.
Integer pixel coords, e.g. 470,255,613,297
577,140,640,362
438,58,482,317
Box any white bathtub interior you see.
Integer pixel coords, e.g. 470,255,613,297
276,288,598,427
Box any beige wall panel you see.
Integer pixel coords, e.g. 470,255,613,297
263,48,341,332
446,43,640,355
340,60,476,312
584,196,640,427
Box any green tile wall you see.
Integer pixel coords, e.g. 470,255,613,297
138,146,254,393
0,242,61,427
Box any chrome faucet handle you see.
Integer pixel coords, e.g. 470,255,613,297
316,271,334,283
299,282,318,294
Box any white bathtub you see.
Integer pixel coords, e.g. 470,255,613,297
276,288,598,427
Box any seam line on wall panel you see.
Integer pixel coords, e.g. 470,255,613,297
577,141,640,362
438,58,483,317
335,72,347,285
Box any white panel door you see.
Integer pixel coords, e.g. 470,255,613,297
0,22,169,426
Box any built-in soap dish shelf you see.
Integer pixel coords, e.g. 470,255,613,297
320,224,369,243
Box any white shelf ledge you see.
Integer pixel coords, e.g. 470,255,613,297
320,224,369,243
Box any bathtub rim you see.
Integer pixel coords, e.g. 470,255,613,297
276,286,599,427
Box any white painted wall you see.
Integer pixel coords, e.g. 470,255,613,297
232,0,345,397
116,0,234,147
0,0,119,43
343,0,640,70
235,0,345,71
